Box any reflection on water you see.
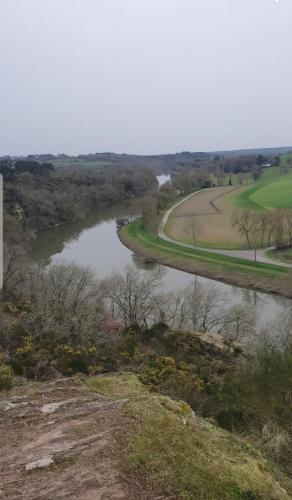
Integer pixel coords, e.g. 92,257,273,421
157,174,171,186
30,203,290,328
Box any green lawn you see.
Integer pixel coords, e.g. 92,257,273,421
235,184,265,210
250,178,292,209
235,175,292,210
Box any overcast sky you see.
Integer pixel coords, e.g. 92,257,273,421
0,0,291,155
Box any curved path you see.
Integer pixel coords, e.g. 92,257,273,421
158,187,292,269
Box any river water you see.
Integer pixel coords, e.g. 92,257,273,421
157,174,171,186
30,186,290,330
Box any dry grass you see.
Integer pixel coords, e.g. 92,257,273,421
165,185,251,249
90,373,292,500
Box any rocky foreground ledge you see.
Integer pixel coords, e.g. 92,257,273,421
0,377,133,499
0,374,291,499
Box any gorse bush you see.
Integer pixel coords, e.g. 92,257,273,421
0,364,14,391
10,337,116,379
215,344,292,469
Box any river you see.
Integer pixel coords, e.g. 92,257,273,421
30,190,290,330
157,174,171,186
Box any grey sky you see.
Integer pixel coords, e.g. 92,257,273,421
0,0,291,155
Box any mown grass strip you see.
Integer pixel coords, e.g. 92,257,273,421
125,221,288,279
235,184,266,211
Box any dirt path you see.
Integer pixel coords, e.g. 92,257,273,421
159,188,292,269
0,378,154,499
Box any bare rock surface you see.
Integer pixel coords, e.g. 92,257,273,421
0,378,135,499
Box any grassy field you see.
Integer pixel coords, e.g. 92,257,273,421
236,173,292,210
235,183,267,210
249,178,292,209
120,221,292,298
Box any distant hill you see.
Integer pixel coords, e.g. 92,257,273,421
2,146,291,172
212,146,292,156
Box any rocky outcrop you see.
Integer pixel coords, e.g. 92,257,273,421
0,378,130,499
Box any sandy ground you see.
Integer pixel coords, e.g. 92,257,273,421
165,185,250,248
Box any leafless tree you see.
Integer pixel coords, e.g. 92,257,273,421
284,210,292,248
232,210,254,249
232,210,261,260
266,212,277,247
257,312,292,351
273,210,286,248
222,304,256,342
257,212,270,248
104,265,165,328
183,216,202,248
181,281,226,333
23,263,105,346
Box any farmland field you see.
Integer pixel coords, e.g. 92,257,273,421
165,172,292,250
164,185,251,249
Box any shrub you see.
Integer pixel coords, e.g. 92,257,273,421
138,355,204,405
214,345,292,467
0,364,14,391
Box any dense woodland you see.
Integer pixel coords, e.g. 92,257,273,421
1,159,157,247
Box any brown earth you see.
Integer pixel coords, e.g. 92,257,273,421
165,185,250,248
0,378,158,500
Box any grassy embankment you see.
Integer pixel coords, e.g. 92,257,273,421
267,248,292,264
120,220,292,297
89,373,291,500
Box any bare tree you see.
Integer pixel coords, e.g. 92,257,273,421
232,210,261,260
232,210,254,249
223,304,256,342
258,312,292,351
250,214,262,262
24,263,105,346
257,212,270,248
266,212,277,247
104,266,165,328
273,210,286,248
183,216,202,248
284,210,292,248
181,281,226,333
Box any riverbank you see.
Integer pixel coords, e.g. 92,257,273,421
119,220,292,299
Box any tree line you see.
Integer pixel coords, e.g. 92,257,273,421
233,208,292,258
2,159,157,248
